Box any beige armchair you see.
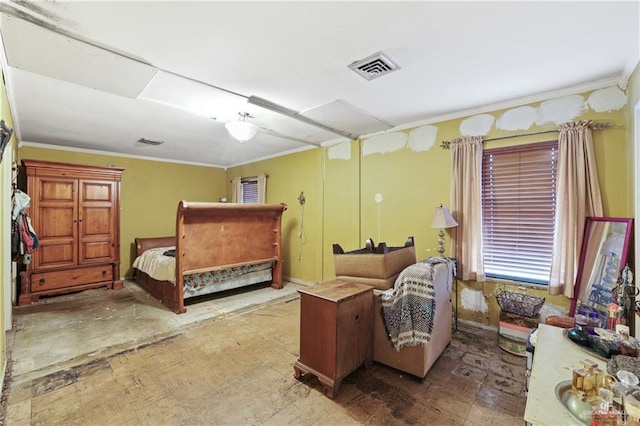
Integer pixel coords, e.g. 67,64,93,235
333,238,452,378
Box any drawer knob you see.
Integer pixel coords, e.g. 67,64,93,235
38,278,45,286
355,314,359,321
102,270,107,277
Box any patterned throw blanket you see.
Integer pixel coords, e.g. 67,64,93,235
381,257,455,351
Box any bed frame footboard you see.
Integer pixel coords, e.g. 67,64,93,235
133,202,287,314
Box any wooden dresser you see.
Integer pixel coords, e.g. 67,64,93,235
294,280,373,398
19,160,124,305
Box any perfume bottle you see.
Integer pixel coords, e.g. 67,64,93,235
591,388,620,426
573,366,587,395
606,303,619,331
587,312,601,334
582,359,599,400
573,359,598,397
568,317,591,347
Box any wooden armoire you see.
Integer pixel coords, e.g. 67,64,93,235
19,160,124,305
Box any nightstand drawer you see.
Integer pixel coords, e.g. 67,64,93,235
31,265,113,292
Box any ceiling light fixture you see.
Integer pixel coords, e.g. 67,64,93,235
225,112,259,142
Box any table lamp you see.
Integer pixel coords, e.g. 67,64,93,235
431,205,458,255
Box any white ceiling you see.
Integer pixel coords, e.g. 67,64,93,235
0,1,638,168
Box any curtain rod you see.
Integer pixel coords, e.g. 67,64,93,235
229,173,269,183
440,122,613,149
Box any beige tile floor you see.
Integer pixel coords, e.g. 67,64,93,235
1,282,527,425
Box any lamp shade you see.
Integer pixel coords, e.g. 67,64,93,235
225,113,259,142
431,205,458,229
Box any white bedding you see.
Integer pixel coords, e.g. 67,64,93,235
132,246,176,283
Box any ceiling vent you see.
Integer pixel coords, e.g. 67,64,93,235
138,138,164,146
348,51,400,81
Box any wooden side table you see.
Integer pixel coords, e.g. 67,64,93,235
293,280,373,398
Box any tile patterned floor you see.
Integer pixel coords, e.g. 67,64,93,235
2,293,527,425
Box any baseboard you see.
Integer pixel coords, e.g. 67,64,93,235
1,355,6,404
458,318,498,333
283,276,317,287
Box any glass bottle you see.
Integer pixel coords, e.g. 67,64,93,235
582,360,599,400
573,367,587,395
587,312,600,334
606,303,619,331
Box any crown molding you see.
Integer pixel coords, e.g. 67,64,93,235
361,76,623,139
226,144,317,169
18,141,226,168
19,140,318,169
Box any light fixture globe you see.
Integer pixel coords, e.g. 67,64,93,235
225,112,259,142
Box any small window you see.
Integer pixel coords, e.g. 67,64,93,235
241,178,258,204
481,141,557,284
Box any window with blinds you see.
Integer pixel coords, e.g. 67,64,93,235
481,141,558,284
241,178,259,204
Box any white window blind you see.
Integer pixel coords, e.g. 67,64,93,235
241,178,258,204
481,141,557,284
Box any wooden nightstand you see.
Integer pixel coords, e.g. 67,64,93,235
293,280,373,398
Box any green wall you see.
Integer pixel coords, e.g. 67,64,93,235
16,147,227,277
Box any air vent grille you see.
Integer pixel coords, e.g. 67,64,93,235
138,138,164,146
348,51,400,81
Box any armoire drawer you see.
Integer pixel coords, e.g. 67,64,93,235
30,265,113,292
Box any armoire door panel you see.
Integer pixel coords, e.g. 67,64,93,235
38,206,75,239
80,180,113,203
36,243,75,268
80,207,114,237
38,179,75,202
81,241,113,263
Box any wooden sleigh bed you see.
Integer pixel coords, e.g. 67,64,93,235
133,201,287,314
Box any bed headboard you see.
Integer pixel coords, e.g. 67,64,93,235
175,201,287,281
135,236,176,257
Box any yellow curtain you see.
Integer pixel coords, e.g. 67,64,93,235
548,120,603,297
450,136,485,282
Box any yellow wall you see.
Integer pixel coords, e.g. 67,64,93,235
356,89,630,326
322,140,361,280
226,148,324,283
627,61,640,333
16,147,227,277
6,82,637,330
0,71,16,381
235,85,633,328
